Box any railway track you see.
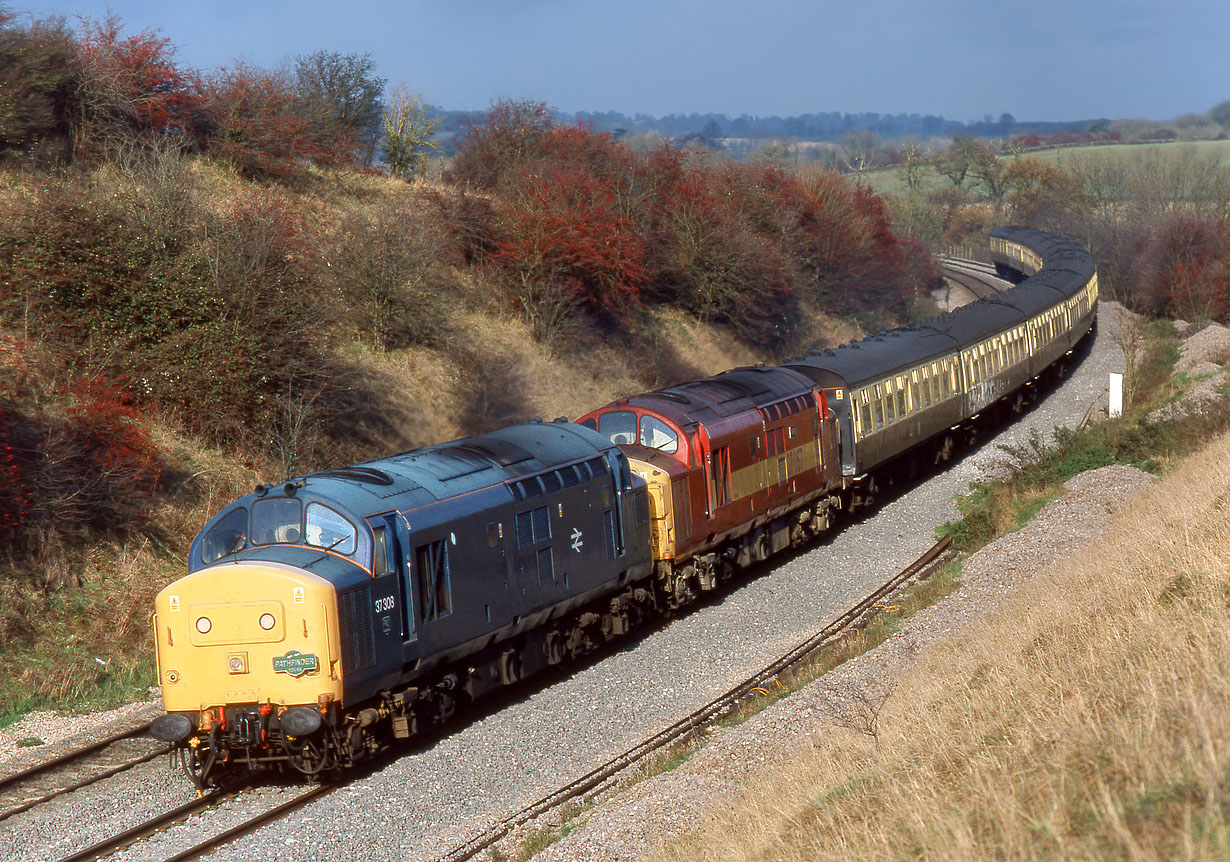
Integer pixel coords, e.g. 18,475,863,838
939,256,1011,303
436,536,955,862
0,722,165,823
55,780,334,862
0,722,331,861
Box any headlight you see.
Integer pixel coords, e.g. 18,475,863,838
229,656,244,672
259,613,276,630
196,617,212,634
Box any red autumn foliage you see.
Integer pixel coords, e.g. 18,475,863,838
1136,215,1230,321
74,16,202,151
0,339,163,578
445,104,933,347
199,62,323,179
494,163,646,321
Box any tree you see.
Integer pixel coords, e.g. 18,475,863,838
1001,157,1086,228
965,139,1008,203
751,137,800,169
293,50,386,166
1209,99,1230,131
931,136,979,189
896,138,927,192
841,129,879,173
381,86,440,181
448,99,554,189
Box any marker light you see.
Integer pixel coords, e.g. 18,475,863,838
259,613,276,630
196,617,212,634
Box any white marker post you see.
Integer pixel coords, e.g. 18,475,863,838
1109,372,1124,418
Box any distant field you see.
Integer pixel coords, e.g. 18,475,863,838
1031,138,1230,170
856,138,1230,197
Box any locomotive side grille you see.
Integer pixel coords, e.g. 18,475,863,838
603,509,616,560
585,457,607,480
537,547,554,583
516,511,533,547
672,478,692,541
337,585,376,674
531,506,551,542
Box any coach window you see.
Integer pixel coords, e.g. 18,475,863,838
859,392,872,437
639,415,679,454
896,376,908,416
599,411,637,445
871,386,884,429
883,381,895,423
252,497,303,546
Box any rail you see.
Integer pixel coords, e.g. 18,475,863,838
436,536,954,862
0,722,165,823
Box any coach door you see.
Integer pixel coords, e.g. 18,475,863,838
827,388,856,477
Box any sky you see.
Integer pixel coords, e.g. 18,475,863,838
6,0,1229,123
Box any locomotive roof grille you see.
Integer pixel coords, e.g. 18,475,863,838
312,467,395,486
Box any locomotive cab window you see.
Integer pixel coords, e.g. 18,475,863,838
251,497,303,546
598,411,637,445
305,503,356,554
371,525,390,576
202,507,249,564
639,415,679,453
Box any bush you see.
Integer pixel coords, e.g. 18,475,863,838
0,340,163,586
198,62,321,179
73,15,202,159
447,99,554,190
0,176,351,460
327,197,454,351
1135,215,1230,322
0,12,76,164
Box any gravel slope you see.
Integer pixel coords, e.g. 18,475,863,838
2,304,1125,862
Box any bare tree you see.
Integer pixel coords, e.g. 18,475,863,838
897,138,927,192
382,85,441,181
841,130,880,173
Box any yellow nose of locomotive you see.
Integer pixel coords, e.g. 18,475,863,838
153,564,343,714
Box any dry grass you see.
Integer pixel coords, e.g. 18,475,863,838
658,432,1230,861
